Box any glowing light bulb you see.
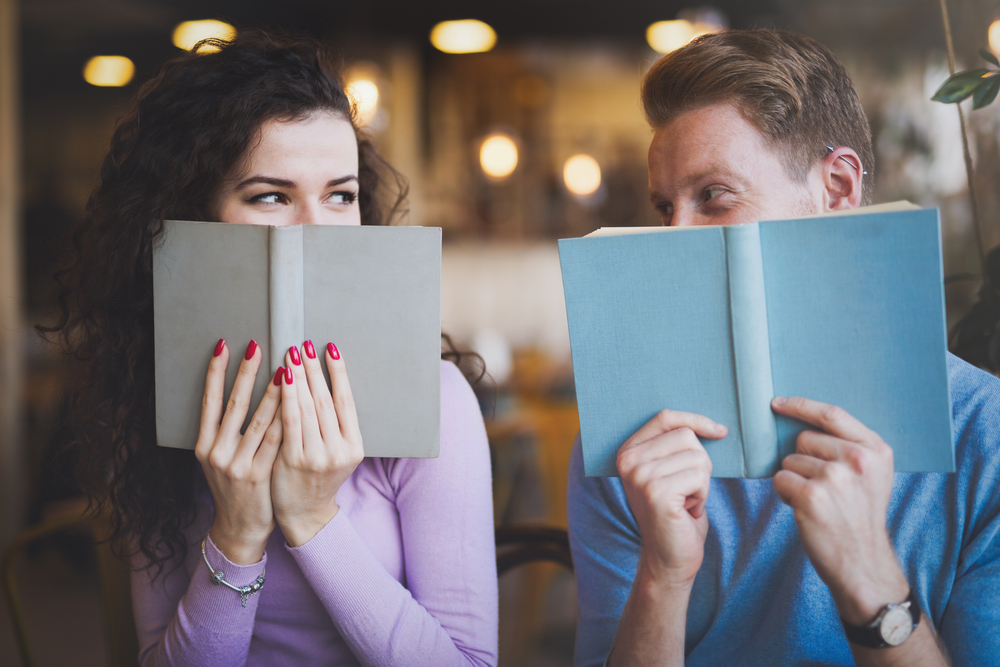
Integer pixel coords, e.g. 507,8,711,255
83,56,135,87
480,134,518,180
172,20,236,52
563,154,602,196
430,20,497,54
346,79,379,126
990,20,1000,56
646,20,696,54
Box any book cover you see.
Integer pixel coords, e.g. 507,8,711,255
153,220,442,458
559,205,953,477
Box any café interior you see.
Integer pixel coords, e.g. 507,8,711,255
1,0,998,665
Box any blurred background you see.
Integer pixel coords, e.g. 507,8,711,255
2,0,1000,665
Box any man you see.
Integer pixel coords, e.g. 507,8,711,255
568,30,1000,667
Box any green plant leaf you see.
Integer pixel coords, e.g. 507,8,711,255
981,48,1000,67
974,76,1000,109
932,69,993,104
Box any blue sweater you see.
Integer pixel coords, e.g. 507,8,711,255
568,354,1000,666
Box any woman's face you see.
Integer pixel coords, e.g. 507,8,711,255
211,112,361,226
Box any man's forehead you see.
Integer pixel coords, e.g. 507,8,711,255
647,103,775,188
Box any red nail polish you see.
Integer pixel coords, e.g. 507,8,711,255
289,345,301,366
284,366,293,384
245,339,257,361
327,342,340,360
304,340,316,359
273,367,284,386
213,338,225,357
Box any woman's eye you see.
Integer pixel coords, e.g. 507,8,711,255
249,192,285,205
329,191,358,205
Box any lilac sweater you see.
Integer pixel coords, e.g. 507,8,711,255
131,361,499,666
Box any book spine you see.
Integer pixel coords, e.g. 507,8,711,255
725,224,779,478
268,226,305,373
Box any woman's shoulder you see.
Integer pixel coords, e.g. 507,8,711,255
370,360,488,484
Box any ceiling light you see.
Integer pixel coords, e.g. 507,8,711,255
83,56,135,87
480,134,518,180
563,154,602,196
430,20,497,54
646,20,697,54
172,20,236,53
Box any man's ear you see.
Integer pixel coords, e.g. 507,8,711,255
822,147,864,211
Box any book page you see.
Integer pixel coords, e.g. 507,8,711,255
582,201,918,238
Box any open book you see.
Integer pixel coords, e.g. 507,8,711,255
153,220,442,458
559,203,953,477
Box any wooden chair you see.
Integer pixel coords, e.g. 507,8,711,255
1,508,138,667
495,524,573,575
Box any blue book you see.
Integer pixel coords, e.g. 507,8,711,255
559,204,954,477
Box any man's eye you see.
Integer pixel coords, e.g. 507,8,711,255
249,193,284,205
704,188,727,203
655,202,673,216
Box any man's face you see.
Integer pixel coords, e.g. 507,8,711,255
647,103,823,227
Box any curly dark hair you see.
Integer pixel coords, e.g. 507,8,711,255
45,30,421,575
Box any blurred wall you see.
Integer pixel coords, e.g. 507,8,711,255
0,0,24,545
442,242,570,358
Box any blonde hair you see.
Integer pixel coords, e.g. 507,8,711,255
641,29,874,204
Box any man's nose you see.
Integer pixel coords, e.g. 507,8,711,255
671,208,698,227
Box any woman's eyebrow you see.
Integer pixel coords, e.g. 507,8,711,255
235,176,296,189
326,175,359,187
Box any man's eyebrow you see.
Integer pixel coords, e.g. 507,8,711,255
648,169,743,200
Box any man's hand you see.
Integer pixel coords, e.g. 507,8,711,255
609,410,727,667
771,396,909,625
617,410,728,587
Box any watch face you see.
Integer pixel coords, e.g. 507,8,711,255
879,606,913,646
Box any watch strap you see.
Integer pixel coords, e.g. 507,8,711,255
841,589,921,648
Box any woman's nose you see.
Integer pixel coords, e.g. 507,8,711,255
293,202,323,226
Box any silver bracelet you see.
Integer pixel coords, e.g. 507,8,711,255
201,536,266,608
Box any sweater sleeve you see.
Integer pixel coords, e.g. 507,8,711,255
131,528,267,667
286,360,498,667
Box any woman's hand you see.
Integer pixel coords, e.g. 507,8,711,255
195,339,283,565
271,340,364,547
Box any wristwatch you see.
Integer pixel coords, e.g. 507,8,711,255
841,590,921,648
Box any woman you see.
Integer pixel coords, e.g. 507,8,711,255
50,30,498,666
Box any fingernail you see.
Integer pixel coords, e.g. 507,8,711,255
714,422,726,433
273,367,284,386
304,340,316,359
289,345,301,366
244,339,257,361
284,367,293,384
772,396,786,407
213,338,225,357
327,342,340,360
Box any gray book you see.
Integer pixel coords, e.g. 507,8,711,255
153,220,442,458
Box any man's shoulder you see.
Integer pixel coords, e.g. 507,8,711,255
567,436,638,535
947,352,1000,445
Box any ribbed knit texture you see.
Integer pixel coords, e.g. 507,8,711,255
132,361,498,666
568,353,1000,667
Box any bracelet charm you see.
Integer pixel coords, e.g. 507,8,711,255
201,537,266,608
